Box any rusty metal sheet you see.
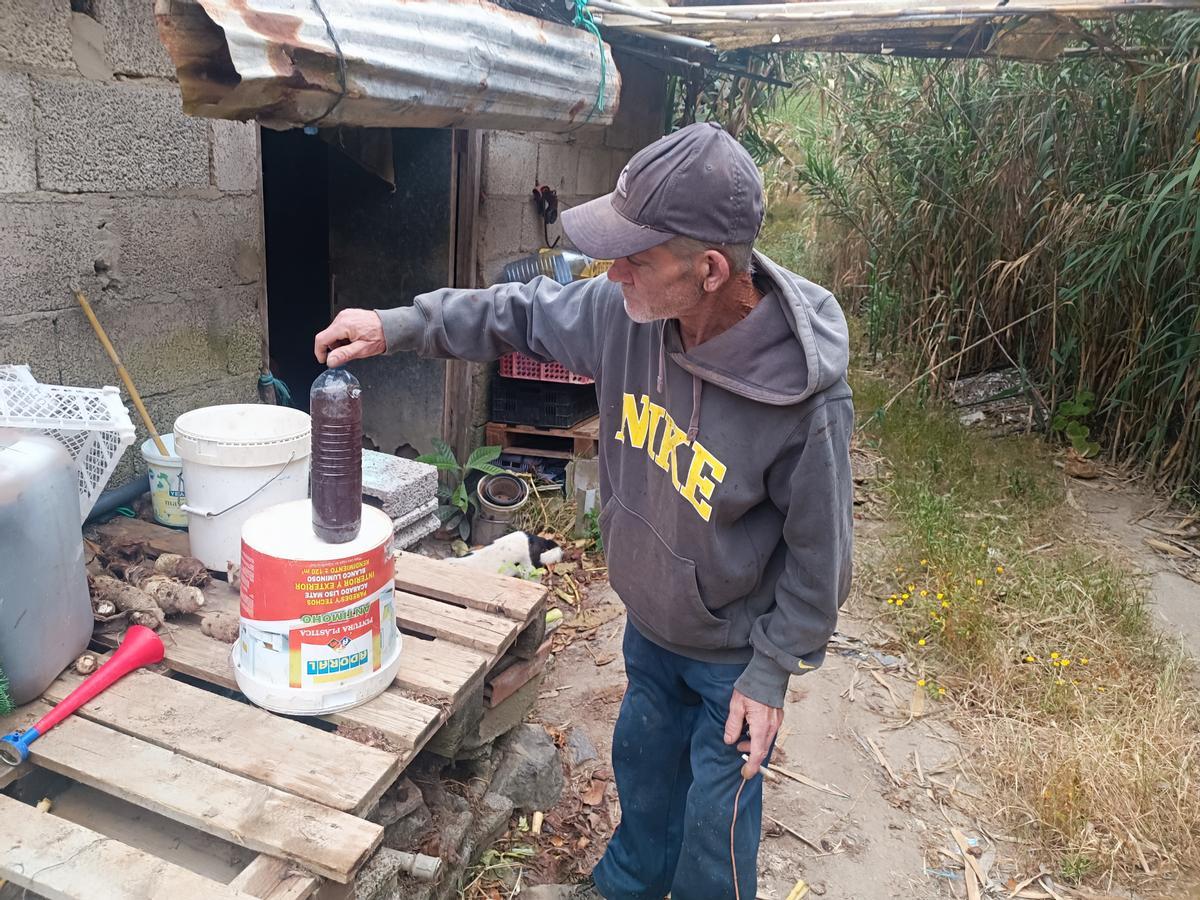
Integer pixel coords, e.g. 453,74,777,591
155,0,620,131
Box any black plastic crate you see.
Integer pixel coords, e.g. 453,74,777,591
490,376,599,429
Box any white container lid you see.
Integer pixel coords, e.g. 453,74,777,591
242,500,392,561
174,405,311,468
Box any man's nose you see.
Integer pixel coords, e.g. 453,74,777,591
607,259,632,285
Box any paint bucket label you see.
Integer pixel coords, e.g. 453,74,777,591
238,541,397,691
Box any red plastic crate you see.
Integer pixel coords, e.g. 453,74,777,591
499,353,594,385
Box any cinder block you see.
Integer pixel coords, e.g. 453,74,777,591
0,1,75,73
0,315,59,383
362,450,439,518
107,194,262,301
33,77,209,193
535,139,578,194
96,0,176,78
211,120,260,192
392,497,438,533
0,72,36,194
395,513,441,550
483,131,538,198
477,196,534,282
576,145,614,197
352,847,404,900
57,286,261,396
0,196,111,316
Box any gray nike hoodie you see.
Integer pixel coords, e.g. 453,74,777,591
379,251,854,707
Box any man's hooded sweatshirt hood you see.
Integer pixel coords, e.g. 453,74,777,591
380,251,854,707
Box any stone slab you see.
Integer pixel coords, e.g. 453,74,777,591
391,497,438,533
362,450,438,519
394,513,440,551
0,1,76,73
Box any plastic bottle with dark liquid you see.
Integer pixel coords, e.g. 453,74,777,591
310,368,362,543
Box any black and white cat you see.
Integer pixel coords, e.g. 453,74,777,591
444,530,562,575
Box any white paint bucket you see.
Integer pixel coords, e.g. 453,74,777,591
174,404,311,572
235,500,402,714
141,433,187,528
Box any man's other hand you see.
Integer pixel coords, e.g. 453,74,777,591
315,309,387,368
723,688,784,777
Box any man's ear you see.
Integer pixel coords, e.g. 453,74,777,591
701,249,732,293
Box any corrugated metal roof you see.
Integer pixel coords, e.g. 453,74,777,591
155,0,620,131
596,0,1200,58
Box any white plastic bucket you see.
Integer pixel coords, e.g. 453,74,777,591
174,405,312,572
235,500,402,714
141,433,187,528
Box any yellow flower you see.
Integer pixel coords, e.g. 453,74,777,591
907,584,915,592
917,679,927,687
920,590,929,597
1062,659,1071,667
975,578,985,586
1097,686,1106,693
918,639,927,646
901,593,910,600
995,566,1004,575
937,687,946,696
1024,655,1036,663
1050,652,1060,659
941,600,951,609
920,559,928,566
887,598,895,605
896,599,905,607
936,592,944,600
1051,660,1060,667
1080,657,1090,665
1056,678,1066,685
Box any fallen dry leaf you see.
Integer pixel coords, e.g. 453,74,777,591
581,778,606,806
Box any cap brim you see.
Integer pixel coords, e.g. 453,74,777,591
561,193,675,260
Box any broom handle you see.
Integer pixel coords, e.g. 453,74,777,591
73,289,169,457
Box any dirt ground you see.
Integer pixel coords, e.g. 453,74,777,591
528,476,1200,900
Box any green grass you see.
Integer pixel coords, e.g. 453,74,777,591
848,338,1200,884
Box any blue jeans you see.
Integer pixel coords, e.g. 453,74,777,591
593,623,769,900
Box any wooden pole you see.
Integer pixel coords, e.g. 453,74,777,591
73,289,170,457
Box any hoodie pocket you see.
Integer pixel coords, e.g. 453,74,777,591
601,497,732,650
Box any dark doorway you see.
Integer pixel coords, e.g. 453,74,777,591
260,128,455,457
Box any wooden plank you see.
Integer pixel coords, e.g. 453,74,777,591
94,621,442,756
0,793,255,900
484,417,598,440
47,781,255,885
396,636,489,702
231,856,320,900
2,703,382,883
395,551,547,623
395,590,520,655
42,665,399,815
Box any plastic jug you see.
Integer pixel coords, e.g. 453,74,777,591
500,249,611,285
0,431,93,704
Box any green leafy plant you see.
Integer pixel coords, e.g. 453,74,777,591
585,505,604,552
1051,391,1101,458
416,439,504,540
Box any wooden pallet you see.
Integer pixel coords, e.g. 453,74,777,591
1,518,547,899
485,415,601,460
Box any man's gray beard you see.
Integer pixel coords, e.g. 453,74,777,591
622,292,660,324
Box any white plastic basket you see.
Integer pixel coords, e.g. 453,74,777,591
0,369,136,522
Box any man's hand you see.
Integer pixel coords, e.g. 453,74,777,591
314,309,388,368
724,689,784,777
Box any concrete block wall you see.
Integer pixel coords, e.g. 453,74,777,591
0,1,264,484
475,53,668,285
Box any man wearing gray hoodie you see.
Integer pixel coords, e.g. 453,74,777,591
315,122,854,900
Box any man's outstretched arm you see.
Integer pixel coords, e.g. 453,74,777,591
315,275,616,378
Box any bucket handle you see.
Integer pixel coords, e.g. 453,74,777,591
181,452,297,519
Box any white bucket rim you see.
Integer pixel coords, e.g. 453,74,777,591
174,405,311,467
140,433,181,466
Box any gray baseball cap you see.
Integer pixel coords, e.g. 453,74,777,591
561,121,764,260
